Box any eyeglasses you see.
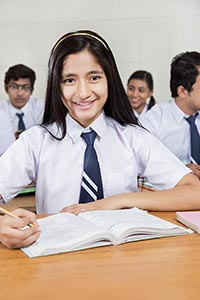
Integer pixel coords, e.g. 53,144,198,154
7,83,33,93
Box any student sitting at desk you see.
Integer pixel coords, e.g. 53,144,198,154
0,64,44,144
0,30,200,249
140,51,200,179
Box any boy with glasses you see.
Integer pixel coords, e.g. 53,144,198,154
0,64,44,143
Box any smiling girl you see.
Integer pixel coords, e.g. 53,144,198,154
127,70,156,118
0,30,200,249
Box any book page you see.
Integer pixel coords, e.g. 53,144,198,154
21,212,114,258
80,208,191,243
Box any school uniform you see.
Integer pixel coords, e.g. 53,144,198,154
0,111,15,155
0,112,190,214
140,100,200,164
0,97,45,133
133,104,148,119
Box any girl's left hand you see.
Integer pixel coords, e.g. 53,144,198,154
61,202,99,215
61,195,127,215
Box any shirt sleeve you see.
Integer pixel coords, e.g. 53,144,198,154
0,126,41,202
133,129,191,190
0,112,15,155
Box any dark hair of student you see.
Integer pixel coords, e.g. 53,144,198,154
170,51,200,98
4,64,36,90
42,30,139,140
127,70,156,110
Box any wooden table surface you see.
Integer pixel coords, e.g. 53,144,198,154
2,194,35,212
1,196,200,300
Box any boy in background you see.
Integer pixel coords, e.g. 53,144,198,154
0,64,44,142
140,51,200,179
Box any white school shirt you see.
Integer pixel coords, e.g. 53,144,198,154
0,112,190,214
0,97,45,133
133,104,148,119
0,111,15,155
140,100,200,164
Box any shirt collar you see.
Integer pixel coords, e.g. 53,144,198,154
133,104,148,118
67,111,106,143
9,98,31,119
171,100,186,123
133,109,139,118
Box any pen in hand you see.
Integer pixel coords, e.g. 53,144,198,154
0,207,34,228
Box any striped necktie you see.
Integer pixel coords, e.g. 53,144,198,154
79,130,104,203
185,112,200,164
16,112,26,130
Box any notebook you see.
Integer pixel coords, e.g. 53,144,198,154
176,211,200,234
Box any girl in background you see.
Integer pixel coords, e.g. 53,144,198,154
127,70,156,118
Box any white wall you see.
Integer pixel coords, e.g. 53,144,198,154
0,0,200,102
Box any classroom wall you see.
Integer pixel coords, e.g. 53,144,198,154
0,0,199,102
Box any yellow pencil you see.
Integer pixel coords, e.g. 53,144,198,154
0,207,34,227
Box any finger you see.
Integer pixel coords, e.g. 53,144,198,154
2,223,39,245
72,204,98,214
73,207,87,215
3,215,37,230
11,209,38,228
196,172,200,179
193,169,200,178
62,202,100,214
61,207,70,212
61,204,80,212
64,207,81,215
3,231,40,249
20,231,41,248
193,165,200,171
61,205,85,215
13,209,37,222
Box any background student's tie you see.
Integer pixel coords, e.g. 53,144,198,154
185,112,200,164
16,112,26,130
79,130,104,203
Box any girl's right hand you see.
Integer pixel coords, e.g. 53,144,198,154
0,208,40,249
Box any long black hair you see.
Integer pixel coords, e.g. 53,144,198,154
42,30,139,139
127,70,156,110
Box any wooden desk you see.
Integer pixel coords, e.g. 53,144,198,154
1,199,200,299
2,194,36,212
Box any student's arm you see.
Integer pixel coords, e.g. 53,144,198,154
186,163,200,179
62,173,200,214
0,111,16,155
0,208,40,249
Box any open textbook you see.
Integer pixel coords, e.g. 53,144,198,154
21,208,192,258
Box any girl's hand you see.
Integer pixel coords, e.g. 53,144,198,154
0,208,40,249
61,195,128,215
186,163,200,179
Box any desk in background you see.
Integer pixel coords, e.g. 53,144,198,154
2,194,36,212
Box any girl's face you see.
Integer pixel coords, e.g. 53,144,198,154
60,49,108,128
127,79,153,114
